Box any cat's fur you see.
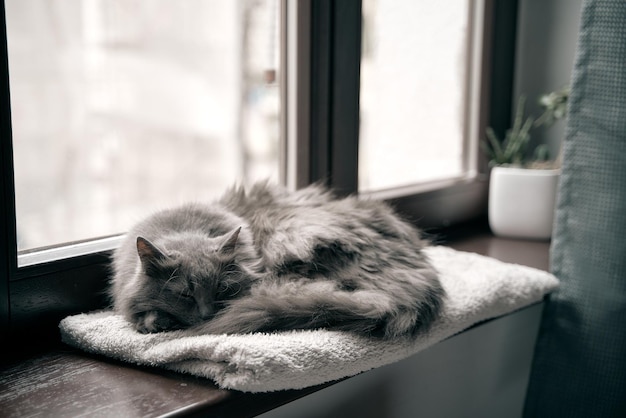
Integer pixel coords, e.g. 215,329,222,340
110,182,445,339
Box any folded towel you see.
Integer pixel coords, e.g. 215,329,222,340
59,246,558,393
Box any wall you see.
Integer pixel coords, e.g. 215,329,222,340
513,0,583,161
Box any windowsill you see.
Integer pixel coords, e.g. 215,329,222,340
0,221,551,417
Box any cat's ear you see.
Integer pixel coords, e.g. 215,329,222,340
136,236,168,266
218,227,241,256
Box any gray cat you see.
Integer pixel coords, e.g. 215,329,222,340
110,182,445,339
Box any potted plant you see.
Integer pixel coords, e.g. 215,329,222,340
483,87,569,240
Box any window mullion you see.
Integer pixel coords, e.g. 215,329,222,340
283,0,362,195
309,0,362,196
282,0,311,190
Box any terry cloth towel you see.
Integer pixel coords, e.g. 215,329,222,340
59,246,558,393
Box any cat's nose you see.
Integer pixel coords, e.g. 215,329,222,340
198,304,213,320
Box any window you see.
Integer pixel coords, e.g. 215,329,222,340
357,0,495,230
1,0,516,335
7,0,281,254
360,0,476,191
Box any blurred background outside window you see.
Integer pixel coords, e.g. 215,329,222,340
359,0,471,192
7,0,281,252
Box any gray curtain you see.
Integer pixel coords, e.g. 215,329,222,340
523,1,626,416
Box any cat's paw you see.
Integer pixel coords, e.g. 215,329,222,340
133,311,180,333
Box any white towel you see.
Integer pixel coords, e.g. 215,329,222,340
59,246,558,393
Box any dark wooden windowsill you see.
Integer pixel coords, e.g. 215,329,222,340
0,222,551,418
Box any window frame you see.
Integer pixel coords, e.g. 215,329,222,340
283,0,361,195
0,0,14,337
0,0,518,339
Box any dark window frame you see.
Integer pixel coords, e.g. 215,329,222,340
0,0,14,337
0,0,517,340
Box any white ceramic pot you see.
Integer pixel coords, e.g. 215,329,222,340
488,166,560,240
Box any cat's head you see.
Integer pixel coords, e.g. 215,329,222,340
127,227,258,333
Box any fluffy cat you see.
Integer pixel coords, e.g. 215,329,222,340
110,182,445,339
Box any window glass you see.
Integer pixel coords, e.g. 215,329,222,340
6,0,281,252
359,0,472,191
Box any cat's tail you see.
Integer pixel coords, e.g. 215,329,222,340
191,277,444,339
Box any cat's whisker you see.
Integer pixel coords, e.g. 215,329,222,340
158,268,180,297
165,268,180,285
